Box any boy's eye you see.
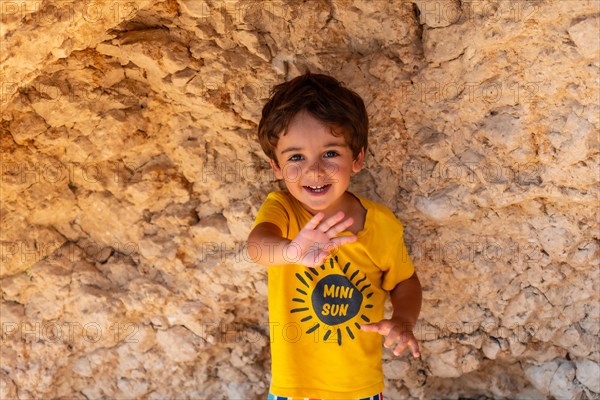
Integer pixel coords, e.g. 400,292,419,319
288,154,303,161
324,150,339,158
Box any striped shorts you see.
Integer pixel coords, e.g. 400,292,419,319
268,392,384,400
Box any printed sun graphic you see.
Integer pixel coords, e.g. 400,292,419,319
290,255,375,346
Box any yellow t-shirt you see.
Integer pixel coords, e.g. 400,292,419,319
253,190,415,399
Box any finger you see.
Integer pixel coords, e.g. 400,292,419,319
408,339,421,358
360,321,391,335
330,235,357,248
317,211,345,232
326,217,354,237
304,212,325,230
359,323,380,333
392,341,409,356
384,331,399,348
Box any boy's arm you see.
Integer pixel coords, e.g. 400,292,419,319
390,272,422,329
247,222,291,266
361,272,422,358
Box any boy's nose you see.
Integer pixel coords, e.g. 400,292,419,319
307,160,326,180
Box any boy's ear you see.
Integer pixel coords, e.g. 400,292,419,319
352,147,365,173
269,158,284,179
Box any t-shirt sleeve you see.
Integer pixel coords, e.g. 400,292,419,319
379,210,415,291
252,191,290,237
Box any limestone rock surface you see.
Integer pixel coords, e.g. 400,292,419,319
1,0,599,399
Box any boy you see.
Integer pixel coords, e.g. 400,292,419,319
247,73,422,399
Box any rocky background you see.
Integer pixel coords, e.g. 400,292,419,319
1,0,599,398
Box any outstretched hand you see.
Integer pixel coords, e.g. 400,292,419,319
361,318,421,358
287,211,356,268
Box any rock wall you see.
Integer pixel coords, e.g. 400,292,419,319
1,0,599,398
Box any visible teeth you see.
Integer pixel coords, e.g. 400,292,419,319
306,184,328,193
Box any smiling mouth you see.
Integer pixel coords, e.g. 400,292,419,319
304,184,331,193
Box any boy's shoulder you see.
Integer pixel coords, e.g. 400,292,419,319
261,190,304,216
263,190,296,206
351,192,405,230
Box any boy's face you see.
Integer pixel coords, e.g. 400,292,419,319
269,110,364,215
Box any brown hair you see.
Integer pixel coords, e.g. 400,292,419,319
257,72,368,165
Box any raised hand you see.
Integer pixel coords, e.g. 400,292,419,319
360,318,421,358
286,211,357,268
